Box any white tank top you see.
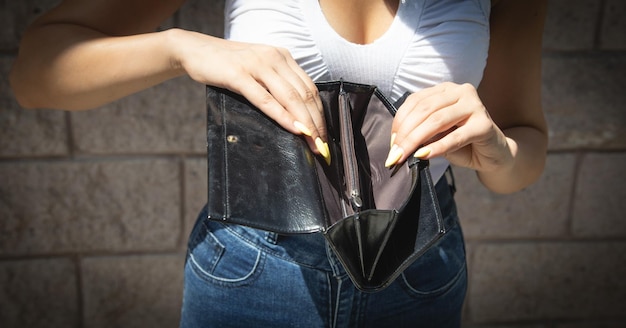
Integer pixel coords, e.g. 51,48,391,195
224,0,491,182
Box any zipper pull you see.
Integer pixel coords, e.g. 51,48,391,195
351,190,363,210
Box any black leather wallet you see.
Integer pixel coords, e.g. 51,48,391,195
206,80,446,292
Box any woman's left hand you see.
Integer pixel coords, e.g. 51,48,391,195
385,0,548,195
385,82,513,174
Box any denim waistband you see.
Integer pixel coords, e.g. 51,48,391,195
190,170,459,272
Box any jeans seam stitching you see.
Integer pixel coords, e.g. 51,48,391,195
401,263,467,297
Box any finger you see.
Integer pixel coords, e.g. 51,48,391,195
392,85,461,145
249,59,313,125
275,49,326,140
419,124,475,161
392,88,465,145
386,88,460,167
393,83,454,132
389,102,469,166
278,47,323,114
233,75,330,162
233,75,302,135
262,54,331,162
253,68,318,133
273,70,326,142
410,104,497,161
225,46,316,137
260,72,330,161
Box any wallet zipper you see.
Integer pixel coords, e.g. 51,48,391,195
338,86,363,214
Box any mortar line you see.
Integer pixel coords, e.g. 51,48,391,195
0,153,206,163
565,151,584,238
592,0,607,50
0,249,186,261
178,156,187,249
65,111,76,158
74,254,85,328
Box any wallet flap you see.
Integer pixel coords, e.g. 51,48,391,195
206,87,327,234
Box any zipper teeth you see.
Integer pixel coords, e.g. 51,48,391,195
338,89,361,212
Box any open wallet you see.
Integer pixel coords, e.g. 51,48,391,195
206,80,447,292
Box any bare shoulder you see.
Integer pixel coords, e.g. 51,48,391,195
29,0,186,35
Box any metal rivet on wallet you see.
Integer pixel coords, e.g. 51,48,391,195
226,135,239,143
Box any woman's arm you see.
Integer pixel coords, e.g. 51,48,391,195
9,0,328,157
474,0,548,193
9,0,186,110
387,0,548,194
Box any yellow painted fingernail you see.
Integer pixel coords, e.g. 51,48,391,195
294,121,312,137
413,147,431,158
390,133,396,148
385,144,403,167
315,137,331,165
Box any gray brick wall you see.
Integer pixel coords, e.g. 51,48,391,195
1,0,624,327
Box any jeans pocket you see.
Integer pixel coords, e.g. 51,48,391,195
187,220,265,287
400,222,467,298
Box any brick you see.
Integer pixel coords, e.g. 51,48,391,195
71,76,205,155
0,258,78,328
572,152,626,237
0,57,68,157
542,0,601,51
82,254,184,328
454,153,575,239
600,0,626,50
177,0,225,37
183,157,208,243
0,0,60,51
0,159,181,255
467,242,626,322
542,55,626,150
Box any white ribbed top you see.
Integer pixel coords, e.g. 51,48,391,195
224,0,491,182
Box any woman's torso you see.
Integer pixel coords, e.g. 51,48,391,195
224,0,491,182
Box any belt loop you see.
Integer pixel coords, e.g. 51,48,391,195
445,166,456,195
265,231,278,245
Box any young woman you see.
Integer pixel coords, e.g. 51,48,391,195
10,0,547,326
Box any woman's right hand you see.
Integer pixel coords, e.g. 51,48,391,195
10,0,329,161
170,30,329,161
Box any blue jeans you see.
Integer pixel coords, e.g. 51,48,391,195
180,175,466,328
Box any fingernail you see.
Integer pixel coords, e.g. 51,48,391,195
390,133,396,148
315,137,331,165
294,121,312,137
385,144,403,167
413,147,431,158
